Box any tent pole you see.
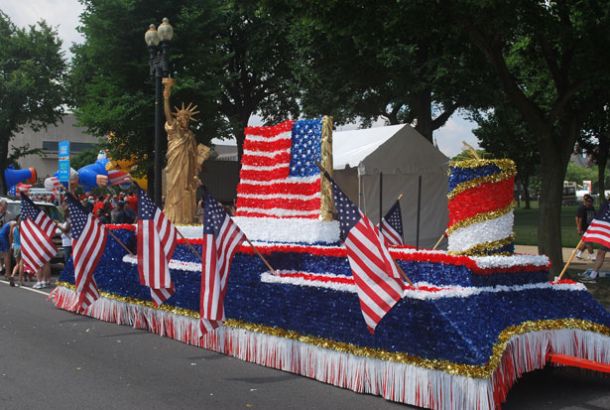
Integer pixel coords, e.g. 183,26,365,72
379,172,383,233
416,175,422,250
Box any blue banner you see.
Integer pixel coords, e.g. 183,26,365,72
58,140,70,184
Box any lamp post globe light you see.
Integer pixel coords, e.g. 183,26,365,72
145,18,173,207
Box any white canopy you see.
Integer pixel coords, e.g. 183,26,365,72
332,124,449,248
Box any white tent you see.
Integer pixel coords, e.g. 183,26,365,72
332,124,449,248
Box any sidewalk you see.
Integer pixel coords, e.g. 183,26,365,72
515,245,610,273
516,245,610,309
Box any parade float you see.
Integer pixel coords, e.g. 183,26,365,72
50,115,610,409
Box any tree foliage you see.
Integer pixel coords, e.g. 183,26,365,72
448,0,610,272
277,0,494,141
471,104,540,208
69,0,299,175
0,11,66,193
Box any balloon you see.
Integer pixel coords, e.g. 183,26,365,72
4,166,37,189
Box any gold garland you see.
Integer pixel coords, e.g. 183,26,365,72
448,236,514,256
449,159,517,171
446,203,515,235
54,283,610,379
448,170,516,199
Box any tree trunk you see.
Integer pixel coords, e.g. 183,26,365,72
598,155,607,206
234,110,252,163
411,89,433,143
537,127,577,276
0,133,10,195
597,135,609,206
521,174,531,209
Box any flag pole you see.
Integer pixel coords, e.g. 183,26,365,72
416,175,422,250
379,172,383,234
397,192,404,243
394,261,413,286
556,239,583,281
175,230,204,260
244,237,277,275
432,231,447,250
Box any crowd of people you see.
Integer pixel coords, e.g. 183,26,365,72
0,190,140,288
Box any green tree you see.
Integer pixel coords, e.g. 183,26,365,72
577,103,610,205
70,0,299,178
0,11,66,193
280,0,492,141
450,1,610,273
471,104,540,209
71,146,101,171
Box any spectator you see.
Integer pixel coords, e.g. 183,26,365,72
60,208,72,264
9,215,22,287
576,194,596,260
112,200,134,224
0,199,7,226
0,220,12,279
126,191,138,214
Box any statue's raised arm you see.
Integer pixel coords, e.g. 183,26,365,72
162,77,175,125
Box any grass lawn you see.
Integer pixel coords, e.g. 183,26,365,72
514,201,581,248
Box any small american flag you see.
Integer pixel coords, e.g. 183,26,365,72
20,194,57,273
108,169,132,186
582,205,610,248
200,190,246,335
379,200,404,246
137,188,178,306
235,119,323,219
66,193,107,311
328,173,404,334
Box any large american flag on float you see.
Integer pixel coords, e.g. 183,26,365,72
326,171,404,334
582,204,610,248
20,194,57,272
66,193,107,311
379,200,404,246
200,190,246,335
137,188,178,306
235,119,322,219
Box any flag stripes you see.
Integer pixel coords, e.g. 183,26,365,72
583,218,610,249
21,219,56,273
235,120,323,219
66,193,107,311
200,191,246,335
381,221,403,246
137,189,178,306
328,174,404,334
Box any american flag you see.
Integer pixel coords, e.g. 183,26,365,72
20,194,57,273
66,193,107,311
582,204,610,248
379,200,404,246
235,119,322,219
200,190,246,335
136,188,178,306
108,169,132,186
328,173,404,334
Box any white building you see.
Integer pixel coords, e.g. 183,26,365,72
11,114,99,180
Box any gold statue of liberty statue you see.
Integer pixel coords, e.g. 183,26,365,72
162,77,211,224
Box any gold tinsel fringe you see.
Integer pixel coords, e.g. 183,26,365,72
53,283,610,378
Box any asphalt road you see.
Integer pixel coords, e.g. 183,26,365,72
1,282,609,410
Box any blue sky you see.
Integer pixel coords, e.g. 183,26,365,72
3,0,479,157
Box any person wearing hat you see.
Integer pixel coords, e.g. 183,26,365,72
575,194,596,260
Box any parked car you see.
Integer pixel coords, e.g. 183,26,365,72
2,197,65,263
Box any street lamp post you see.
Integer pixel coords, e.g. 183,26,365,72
145,18,174,207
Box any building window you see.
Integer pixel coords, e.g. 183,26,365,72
42,141,97,153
